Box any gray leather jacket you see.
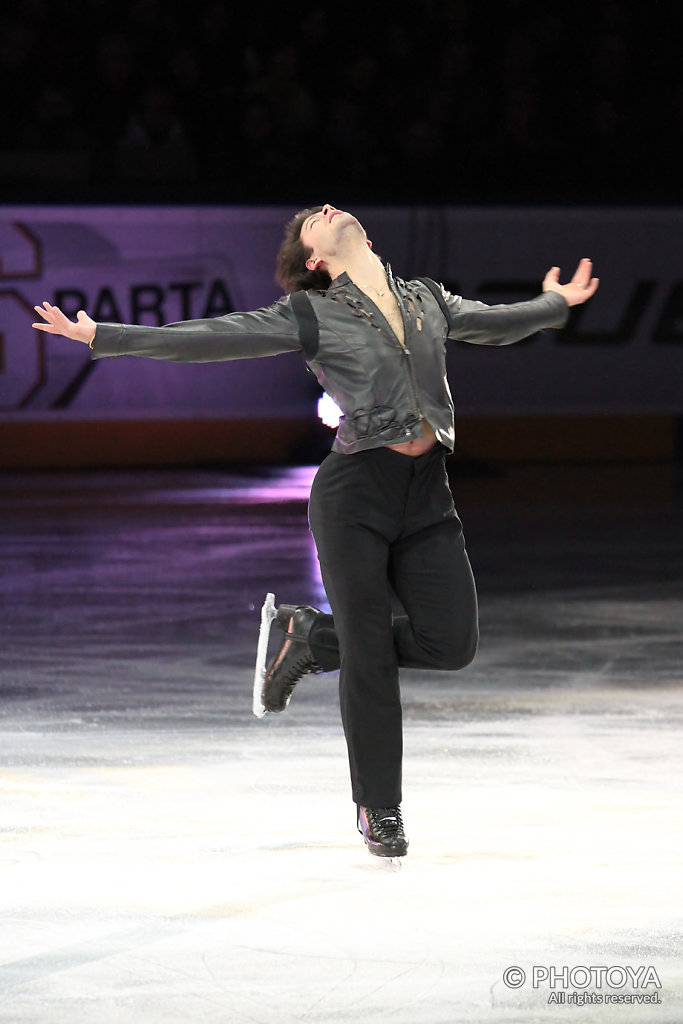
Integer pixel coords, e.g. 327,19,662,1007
91,263,569,454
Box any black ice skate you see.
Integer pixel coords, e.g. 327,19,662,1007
252,594,322,717
357,805,409,859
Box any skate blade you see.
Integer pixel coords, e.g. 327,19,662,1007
252,592,277,718
373,856,403,872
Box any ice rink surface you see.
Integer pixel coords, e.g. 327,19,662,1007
1,462,682,1023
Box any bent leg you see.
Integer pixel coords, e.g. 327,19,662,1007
389,518,479,670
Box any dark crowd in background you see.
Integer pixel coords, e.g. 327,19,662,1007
0,0,677,205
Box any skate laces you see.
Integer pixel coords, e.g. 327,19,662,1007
281,654,320,689
371,806,404,837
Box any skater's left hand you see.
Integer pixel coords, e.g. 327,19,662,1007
542,258,599,306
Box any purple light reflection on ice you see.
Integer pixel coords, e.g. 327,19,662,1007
90,467,321,506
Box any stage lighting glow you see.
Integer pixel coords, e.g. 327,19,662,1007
317,393,342,429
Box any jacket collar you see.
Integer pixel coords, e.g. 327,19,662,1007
327,262,396,294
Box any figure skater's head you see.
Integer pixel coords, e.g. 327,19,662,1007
275,204,373,293
275,206,329,294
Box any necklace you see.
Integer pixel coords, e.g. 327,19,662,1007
357,281,387,299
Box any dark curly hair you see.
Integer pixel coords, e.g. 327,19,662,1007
275,206,332,293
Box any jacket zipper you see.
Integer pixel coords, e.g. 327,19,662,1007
400,344,423,422
389,286,424,426
352,282,424,427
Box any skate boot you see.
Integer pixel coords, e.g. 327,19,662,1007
357,805,409,859
261,604,322,713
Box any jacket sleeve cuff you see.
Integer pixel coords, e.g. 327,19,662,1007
541,290,570,329
89,323,125,359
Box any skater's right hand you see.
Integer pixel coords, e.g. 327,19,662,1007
32,303,97,346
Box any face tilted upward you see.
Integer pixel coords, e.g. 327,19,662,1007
300,205,369,271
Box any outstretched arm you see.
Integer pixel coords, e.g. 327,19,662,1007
32,299,302,362
440,258,599,346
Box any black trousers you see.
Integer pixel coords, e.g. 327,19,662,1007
307,444,479,807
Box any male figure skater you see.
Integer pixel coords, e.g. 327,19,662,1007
33,204,598,859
